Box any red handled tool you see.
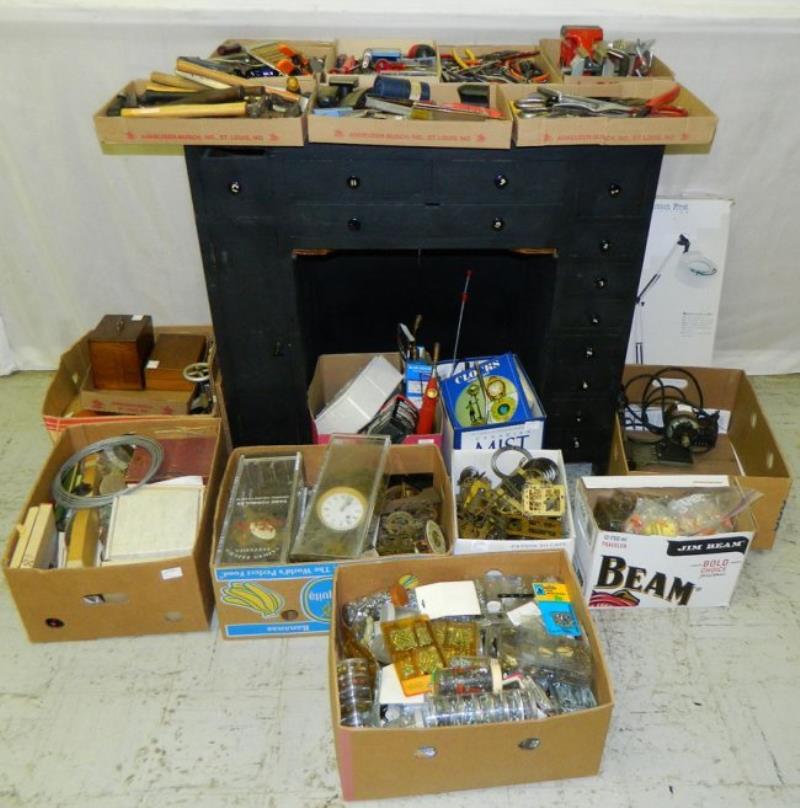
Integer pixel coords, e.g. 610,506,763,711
415,342,440,435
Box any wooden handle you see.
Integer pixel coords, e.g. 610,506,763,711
150,71,205,91
121,102,247,118
175,59,301,101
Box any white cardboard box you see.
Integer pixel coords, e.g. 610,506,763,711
573,475,754,609
450,448,574,557
626,197,732,366
437,357,545,466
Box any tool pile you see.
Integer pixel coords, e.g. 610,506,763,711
336,573,597,728
440,48,548,83
559,25,656,77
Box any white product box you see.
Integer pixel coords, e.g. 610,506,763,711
313,355,402,435
450,448,574,557
573,475,755,609
437,357,545,466
626,197,732,367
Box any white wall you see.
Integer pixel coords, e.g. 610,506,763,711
1,4,798,374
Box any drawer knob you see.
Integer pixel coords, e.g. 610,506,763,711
575,411,584,424
492,217,505,231
595,277,608,289
494,174,509,189
579,380,590,391
228,181,241,195
584,347,594,359
347,176,361,189
608,183,622,197
599,238,611,253
572,437,581,449
347,217,361,232
590,314,601,326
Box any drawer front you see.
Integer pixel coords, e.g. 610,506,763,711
566,223,647,261
556,261,641,299
545,396,617,433
288,203,434,243
545,335,626,392
432,204,564,245
549,297,634,333
545,424,613,463
434,159,572,204
284,158,433,202
576,159,656,218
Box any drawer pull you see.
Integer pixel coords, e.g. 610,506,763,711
494,173,509,189
575,411,584,424
346,176,360,189
608,183,622,197
571,437,581,449
228,181,241,195
595,276,608,289
584,347,595,359
589,314,601,326
599,238,611,253
347,217,361,232
579,380,590,391
492,217,505,231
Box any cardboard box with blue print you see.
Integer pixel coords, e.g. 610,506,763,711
210,442,456,639
450,447,575,557
572,475,756,609
439,353,546,460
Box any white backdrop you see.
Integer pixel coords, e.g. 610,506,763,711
1,3,799,375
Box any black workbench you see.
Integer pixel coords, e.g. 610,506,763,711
185,143,663,466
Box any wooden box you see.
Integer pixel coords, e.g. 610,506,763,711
88,315,154,390
145,333,207,392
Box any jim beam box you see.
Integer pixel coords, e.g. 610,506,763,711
573,476,755,609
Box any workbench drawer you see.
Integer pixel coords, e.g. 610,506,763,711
576,159,657,218
545,396,618,434
566,224,647,261
431,204,563,245
433,158,571,204
542,337,626,392
556,260,640,299
549,297,633,332
288,203,434,242
284,158,433,201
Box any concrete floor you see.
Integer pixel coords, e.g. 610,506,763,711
0,371,798,808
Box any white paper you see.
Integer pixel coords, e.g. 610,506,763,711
506,601,541,627
414,581,481,620
160,567,184,581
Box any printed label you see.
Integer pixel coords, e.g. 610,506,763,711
161,567,183,580
300,577,334,623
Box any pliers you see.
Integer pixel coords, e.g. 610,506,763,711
514,83,687,118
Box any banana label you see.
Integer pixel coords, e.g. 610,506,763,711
220,581,285,619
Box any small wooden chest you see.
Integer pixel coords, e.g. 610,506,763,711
144,333,207,392
88,314,154,390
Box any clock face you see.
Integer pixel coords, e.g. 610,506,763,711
316,486,367,532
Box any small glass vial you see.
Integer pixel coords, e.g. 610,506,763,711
422,689,539,728
431,656,502,697
336,658,376,727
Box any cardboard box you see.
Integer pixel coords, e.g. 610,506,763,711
3,418,225,642
211,443,456,639
94,75,317,148
308,352,442,448
539,38,674,85
438,355,546,461
450,448,574,556
437,43,551,83
79,377,193,416
609,365,793,551
503,79,717,147
573,476,755,609
329,550,613,800
42,326,217,441
308,83,512,149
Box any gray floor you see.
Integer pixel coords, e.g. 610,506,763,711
0,371,798,808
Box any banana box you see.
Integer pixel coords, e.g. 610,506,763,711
210,443,456,639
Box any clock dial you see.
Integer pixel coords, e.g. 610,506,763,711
316,486,367,532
